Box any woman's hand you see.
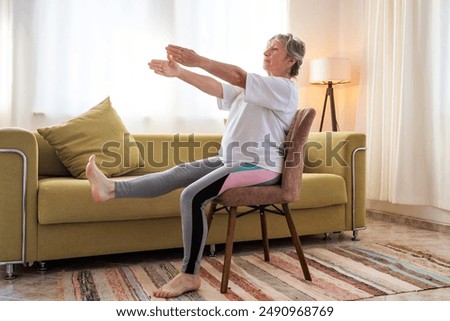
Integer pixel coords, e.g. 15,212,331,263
148,56,181,77
166,45,204,68
166,44,246,88
148,52,223,98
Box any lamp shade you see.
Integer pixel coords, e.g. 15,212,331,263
309,57,351,84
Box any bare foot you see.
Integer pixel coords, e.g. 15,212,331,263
153,272,201,298
85,155,115,202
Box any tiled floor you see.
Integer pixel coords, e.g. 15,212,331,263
1,215,449,301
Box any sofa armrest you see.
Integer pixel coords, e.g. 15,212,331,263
304,132,366,234
0,128,39,264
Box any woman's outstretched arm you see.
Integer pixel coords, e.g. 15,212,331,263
166,45,247,89
148,56,223,98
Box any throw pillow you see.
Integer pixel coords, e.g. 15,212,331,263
37,97,143,178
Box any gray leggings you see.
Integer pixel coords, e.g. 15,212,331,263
115,157,240,274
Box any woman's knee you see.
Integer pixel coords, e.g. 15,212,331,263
180,187,192,204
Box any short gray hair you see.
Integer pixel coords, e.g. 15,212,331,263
269,33,305,77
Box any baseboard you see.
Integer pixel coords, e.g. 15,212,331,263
367,209,450,234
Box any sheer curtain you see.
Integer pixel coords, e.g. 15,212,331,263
359,0,450,211
3,0,288,133
0,0,12,127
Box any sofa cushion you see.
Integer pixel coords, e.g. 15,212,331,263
38,177,182,225
290,173,347,209
37,97,143,179
38,173,346,225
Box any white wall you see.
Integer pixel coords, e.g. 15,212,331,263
289,0,364,132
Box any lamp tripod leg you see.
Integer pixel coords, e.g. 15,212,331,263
319,92,328,132
319,82,338,132
329,85,338,131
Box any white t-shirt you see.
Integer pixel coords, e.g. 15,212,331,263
217,73,298,173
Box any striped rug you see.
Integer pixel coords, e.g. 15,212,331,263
57,243,450,301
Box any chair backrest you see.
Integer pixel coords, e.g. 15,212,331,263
281,108,316,201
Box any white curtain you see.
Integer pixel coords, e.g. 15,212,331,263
0,0,12,127
1,0,288,133
359,0,450,211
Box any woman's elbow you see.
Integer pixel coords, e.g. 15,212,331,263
231,71,247,88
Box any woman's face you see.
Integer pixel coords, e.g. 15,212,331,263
263,39,294,78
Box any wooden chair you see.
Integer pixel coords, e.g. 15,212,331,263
207,108,316,293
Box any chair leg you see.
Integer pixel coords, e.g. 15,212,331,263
259,206,270,261
282,203,312,281
221,206,237,293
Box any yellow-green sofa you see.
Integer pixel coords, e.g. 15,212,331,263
0,128,366,278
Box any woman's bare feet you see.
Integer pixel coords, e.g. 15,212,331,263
153,272,201,298
85,155,115,202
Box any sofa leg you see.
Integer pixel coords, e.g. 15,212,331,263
4,264,16,280
209,244,216,257
352,230,360,241
36,261,48,274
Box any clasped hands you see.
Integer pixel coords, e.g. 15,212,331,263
148,45,203,77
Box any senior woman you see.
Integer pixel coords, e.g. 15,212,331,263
86,33,305,298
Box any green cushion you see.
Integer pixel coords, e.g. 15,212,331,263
37,97,142,178
37,173,347,225
38,177,182,224
290,173,347,209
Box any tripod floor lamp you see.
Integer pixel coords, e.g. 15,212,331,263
310,57,351,131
